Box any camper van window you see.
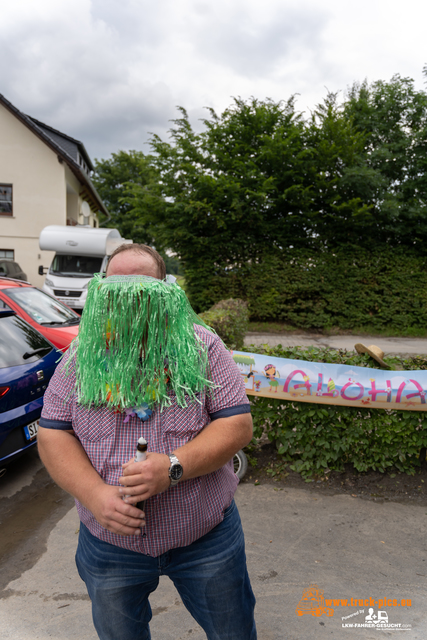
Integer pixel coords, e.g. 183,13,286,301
51,255,103,277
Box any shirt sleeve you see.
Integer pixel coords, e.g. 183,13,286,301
39,352,76,430
204,334,251,420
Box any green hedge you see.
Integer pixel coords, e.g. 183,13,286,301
188,247,427,332
242,344,427,477
199,299,249,349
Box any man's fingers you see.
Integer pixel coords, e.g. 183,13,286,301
119,482,149,496
116,499,145,518
120,485,150,504
123,494,148,505
119,472,142,487
108,522,142,536
104,508,146,536
93,491,147,536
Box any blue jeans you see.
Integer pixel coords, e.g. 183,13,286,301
76,501,257,640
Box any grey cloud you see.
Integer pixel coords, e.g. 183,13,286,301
67,84,176,160
186,4,328,78
0,4,177,159
3,0,418,164
90,0,167,47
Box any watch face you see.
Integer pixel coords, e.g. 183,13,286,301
170,463,183,481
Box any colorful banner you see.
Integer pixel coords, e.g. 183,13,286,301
232,351,427,411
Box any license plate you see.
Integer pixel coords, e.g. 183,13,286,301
58,298,76,307
24,421,39,441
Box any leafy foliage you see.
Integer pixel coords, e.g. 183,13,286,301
193,247,427,332
242,342,427,371
149,98,317,311
94,74,427,329
199,298,249,349
163,254,184,276
145,81,427,315
344,75,427,251
242,344,427,477
92,150,164,246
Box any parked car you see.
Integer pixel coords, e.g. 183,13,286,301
0,259,27,281
0,277,80,352
0,308,59,466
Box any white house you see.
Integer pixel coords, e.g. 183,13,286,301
0,94,109,287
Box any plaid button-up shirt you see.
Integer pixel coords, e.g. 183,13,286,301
40,326,251,557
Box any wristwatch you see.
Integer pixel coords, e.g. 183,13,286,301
168,453,184,487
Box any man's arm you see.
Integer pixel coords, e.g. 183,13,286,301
176,412,253,479
119,413,253,503
37,427,146,536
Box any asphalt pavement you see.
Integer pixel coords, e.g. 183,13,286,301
1,333,426,639
1,484,425,640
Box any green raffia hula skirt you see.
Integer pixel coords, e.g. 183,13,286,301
67,274,218,412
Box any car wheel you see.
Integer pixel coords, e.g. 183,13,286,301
233,449,248,479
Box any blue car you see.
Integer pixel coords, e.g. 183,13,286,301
0,306,59,466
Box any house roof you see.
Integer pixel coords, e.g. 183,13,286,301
0,94,109,219
29,117,94,172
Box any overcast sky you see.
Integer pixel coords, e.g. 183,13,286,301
2,0,426,162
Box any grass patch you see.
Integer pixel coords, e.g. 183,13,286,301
248,321,427,338
176,276,186,291
349,325,427,338
248,321,302,333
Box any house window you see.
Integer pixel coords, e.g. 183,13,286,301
0,185,12,215
0,249,14,259
78,154,89,174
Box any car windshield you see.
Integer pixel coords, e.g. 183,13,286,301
0,298,12,311
4,288,79,325
50,254,103,277
0,314,54,368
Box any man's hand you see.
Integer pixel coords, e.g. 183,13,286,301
38,427,146,537
85,483,146,536
119,452,171,503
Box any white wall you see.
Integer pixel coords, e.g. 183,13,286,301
0,105,98,288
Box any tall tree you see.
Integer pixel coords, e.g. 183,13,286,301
96,76,427,314
343,74,427,251
305,92,385,250
92,150,164,246
148,98,315,308
147,96,380,308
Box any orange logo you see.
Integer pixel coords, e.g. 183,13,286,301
296,584,334,618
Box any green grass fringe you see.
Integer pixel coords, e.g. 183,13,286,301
69,274,218,411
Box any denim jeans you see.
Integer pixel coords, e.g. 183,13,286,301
75,500,257,640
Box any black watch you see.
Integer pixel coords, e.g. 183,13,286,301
168,453,183,487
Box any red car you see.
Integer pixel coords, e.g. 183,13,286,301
0,277,80,351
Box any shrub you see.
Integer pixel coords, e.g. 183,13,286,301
199,299,249,349
188,247,427,333
242,344,427,477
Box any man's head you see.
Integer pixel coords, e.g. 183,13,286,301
106,244,166,280
72,253,216,412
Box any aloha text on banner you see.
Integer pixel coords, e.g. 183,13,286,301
232,351,427,411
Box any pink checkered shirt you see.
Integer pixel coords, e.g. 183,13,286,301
40,326,250,557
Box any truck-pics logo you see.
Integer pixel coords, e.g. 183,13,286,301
295,584,334,618
296,585,413,631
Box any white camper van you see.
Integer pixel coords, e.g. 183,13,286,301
39,225,132,310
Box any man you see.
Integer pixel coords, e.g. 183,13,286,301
38,244,257,640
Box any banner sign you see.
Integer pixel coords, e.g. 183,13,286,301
232,351,427,411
